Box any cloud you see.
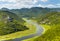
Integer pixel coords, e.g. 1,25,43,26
0,0,17,3
40,0,48,2
12,0,37,9
0,0,60,9
0,0,39,9
38,4,60,8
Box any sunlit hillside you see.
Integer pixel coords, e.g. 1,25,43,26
0,10,28,36
34,12,60,41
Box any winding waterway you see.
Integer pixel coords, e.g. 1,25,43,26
5,19,44,41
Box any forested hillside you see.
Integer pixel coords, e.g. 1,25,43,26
1,7,60,19
34,12,60,41
0,7,60,41
0,10,28,36
10,7,51,18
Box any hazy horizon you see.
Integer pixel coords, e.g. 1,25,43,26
0,0,60,9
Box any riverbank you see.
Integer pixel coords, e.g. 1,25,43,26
0,19,36,41
0,18,44,41
5,18,44,41
23,24,50,41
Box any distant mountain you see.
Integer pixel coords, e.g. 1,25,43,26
8,7,48,18
1,8,9,11
0,10,28,35
0,7,60,19
8,7,60,18
50,8,60,12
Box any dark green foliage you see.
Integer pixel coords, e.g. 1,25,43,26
10,7,52,19
10,7,60,19
0,11,28,36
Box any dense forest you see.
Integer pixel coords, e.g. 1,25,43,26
0,10,28,35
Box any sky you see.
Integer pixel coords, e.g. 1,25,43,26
0,0,60,9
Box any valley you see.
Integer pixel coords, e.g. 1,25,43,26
0,7,60,41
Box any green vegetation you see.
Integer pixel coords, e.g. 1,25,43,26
34,12,60,41
0,10,28,35
0,18,36,40
10,7,51,19
10,7,60,41
0,7,60,41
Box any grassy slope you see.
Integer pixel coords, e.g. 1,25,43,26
34,12,60,41
0,18,36,41
23,12,60,41
23,24,50,41
34,24,60,41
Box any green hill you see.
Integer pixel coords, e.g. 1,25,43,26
34,12,60,41
10,7,60,19
0,10,28,36
11,7,51,18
